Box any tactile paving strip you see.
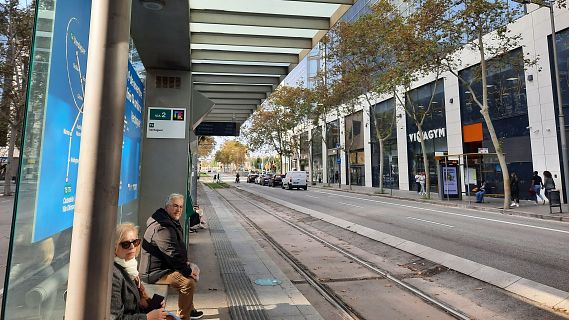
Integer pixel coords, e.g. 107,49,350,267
207,201,270,320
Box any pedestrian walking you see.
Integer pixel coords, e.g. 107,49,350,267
510,172,520,207
414,173,421,193
531,171,545,205
543,170,555,200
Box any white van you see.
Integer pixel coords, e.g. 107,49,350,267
282,171,308,190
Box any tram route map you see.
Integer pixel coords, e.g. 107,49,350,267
32,0,91,243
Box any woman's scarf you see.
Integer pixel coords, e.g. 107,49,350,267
114,257,139,281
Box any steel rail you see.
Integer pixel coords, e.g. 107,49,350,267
226,187,472,320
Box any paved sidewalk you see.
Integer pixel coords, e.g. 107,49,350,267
311,183,569,222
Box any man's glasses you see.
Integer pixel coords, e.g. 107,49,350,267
171,204,183,210
119,239,141,249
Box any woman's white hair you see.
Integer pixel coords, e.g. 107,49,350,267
165,193,184,207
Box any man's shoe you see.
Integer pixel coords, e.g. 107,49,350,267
190,309,204,319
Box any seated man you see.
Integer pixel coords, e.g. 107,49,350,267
475,181,487,203
139,193,203,319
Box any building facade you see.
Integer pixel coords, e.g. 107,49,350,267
289,2,569,200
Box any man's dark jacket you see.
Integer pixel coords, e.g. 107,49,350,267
139,208,192,283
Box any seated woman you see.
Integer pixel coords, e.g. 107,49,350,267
475,181,487,203
111,223,169,320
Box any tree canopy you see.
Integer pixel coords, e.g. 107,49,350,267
214,140,248,167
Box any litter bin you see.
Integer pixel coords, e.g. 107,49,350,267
549,190,562,214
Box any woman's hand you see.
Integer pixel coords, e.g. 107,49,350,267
147,308,168,320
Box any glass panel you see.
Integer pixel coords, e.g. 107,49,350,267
458,48,532,197
326,119,339,148
3,0,92,318
311,127,323,182
370,98,398,188
3,3,145,318
550,27,569,197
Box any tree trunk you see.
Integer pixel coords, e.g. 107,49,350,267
477,33,510,209
481,109,511,209
417,125,430,198
3,123,16,196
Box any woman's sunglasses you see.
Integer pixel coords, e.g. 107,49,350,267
119,239,141,249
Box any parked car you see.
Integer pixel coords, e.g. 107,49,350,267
247,173,259,183
282,171,308,190
259,173,274,186
268,174,285,187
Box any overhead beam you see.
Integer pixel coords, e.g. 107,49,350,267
192,63,288,76
211,98,261,105
281,0,354,4
192,33,313,49
193,74,279,86
192,50,298,64
205,115,250,121
203,92,267,100
190,9,330,30
211,104,258,110
209,108,254,114
194,84,273,93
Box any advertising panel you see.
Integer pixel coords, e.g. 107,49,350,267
443,167,458,195
119,62,144,205
32,0,92,242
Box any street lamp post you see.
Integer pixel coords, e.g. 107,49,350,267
516,0,568,205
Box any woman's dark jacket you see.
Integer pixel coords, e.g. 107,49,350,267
139,208,192,284
110,263,146,320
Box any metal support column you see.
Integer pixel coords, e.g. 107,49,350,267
64,1,132,319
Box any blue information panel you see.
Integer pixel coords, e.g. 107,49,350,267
32,0,92,243
119,63,144,206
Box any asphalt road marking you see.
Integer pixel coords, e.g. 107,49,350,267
305,195,320,199
338,201,363,208
407,217,455,228
312,190,569,235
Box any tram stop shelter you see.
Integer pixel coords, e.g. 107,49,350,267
435,152,508,204
1,0,354,319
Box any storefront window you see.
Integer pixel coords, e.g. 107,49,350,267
345,111,364,185
459,48,532,196
406,80,447,192
550,27,569,197
326,119,340,183
300,132,309,171
371,98,398,189
312,127,323,182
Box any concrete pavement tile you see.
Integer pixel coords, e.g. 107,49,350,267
395,241,431,256
439,255,485,276
469,266,521,288
553,297,569,313
380,235,407,247
505,278,569,308
326,217,354,229
350,225,377,238
418,247,452,264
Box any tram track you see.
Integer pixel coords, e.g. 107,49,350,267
215,187,472,320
